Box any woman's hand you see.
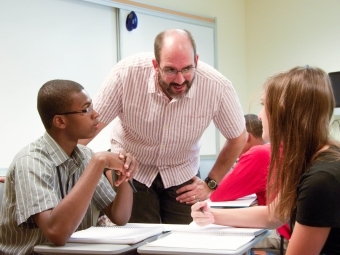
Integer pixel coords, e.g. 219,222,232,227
191,200,215,226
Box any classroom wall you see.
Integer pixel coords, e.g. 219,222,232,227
0,0,117,167
245,0,340,114
2,0,340,168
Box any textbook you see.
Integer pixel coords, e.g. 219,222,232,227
68,225,165,244
145,224,268,251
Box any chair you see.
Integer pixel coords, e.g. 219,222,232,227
251,234,286,255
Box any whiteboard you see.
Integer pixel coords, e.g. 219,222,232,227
0,0,117,168
118,8,218,156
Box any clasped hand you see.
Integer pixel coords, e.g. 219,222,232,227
102,150,138,186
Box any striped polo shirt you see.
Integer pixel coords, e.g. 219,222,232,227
94,52,245,188
0,132,115,255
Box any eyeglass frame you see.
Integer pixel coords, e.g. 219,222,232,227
158,64,196,78
56,102,93,116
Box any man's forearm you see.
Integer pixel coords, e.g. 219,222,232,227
207,129,246,182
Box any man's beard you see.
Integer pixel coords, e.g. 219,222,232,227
158,73,195,100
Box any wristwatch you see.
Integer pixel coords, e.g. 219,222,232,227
205,176,218,190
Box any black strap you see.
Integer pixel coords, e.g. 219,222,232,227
280,234,284,255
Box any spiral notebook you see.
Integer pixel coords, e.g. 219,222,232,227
68,225,165,244
145,224,267,251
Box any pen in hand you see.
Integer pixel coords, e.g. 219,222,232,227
128,180,137,193
196,198,204,214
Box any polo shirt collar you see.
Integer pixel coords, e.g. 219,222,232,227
43,132,84,167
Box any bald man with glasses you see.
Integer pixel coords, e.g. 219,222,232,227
80,29,246,224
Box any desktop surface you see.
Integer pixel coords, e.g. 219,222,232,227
137,230,271,255
34,234,161,255
33,223,183,255
33,220,269,255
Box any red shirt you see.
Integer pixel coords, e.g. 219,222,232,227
210,143,270,205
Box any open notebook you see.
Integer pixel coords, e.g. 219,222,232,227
145,224,267,251
68,225,165,244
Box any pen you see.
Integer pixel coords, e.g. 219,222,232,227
128,180,138,193
196,198,204,214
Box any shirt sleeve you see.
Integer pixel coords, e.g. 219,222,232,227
14,156,59,225
210,145,270,202
296,170,340,227
213,81,245,139
93,64,124,125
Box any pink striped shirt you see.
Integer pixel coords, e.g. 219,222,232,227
93,52,245,188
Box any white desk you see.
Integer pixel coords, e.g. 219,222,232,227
34,234,160,255
33,223,184,255
34,223,269,255
137,230,271,255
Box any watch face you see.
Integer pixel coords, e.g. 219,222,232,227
208,180,217,189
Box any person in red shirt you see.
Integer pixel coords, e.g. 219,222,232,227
210,114,269,204
210,114,290,252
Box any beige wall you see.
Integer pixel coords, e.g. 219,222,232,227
245,0,340,114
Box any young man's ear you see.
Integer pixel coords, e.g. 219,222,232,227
53,115,67,129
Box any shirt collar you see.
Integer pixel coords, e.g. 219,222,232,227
43,132,84,167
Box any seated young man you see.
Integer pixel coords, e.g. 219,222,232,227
210,114,290,251
0,80,138,255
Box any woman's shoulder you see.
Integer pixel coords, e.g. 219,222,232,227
307,149,340,181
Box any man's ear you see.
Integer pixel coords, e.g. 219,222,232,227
52,115,67,129
194,54,199,67
152,59,158,70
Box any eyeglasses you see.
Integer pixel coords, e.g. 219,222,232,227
159,66,195,78
57,103,93,116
